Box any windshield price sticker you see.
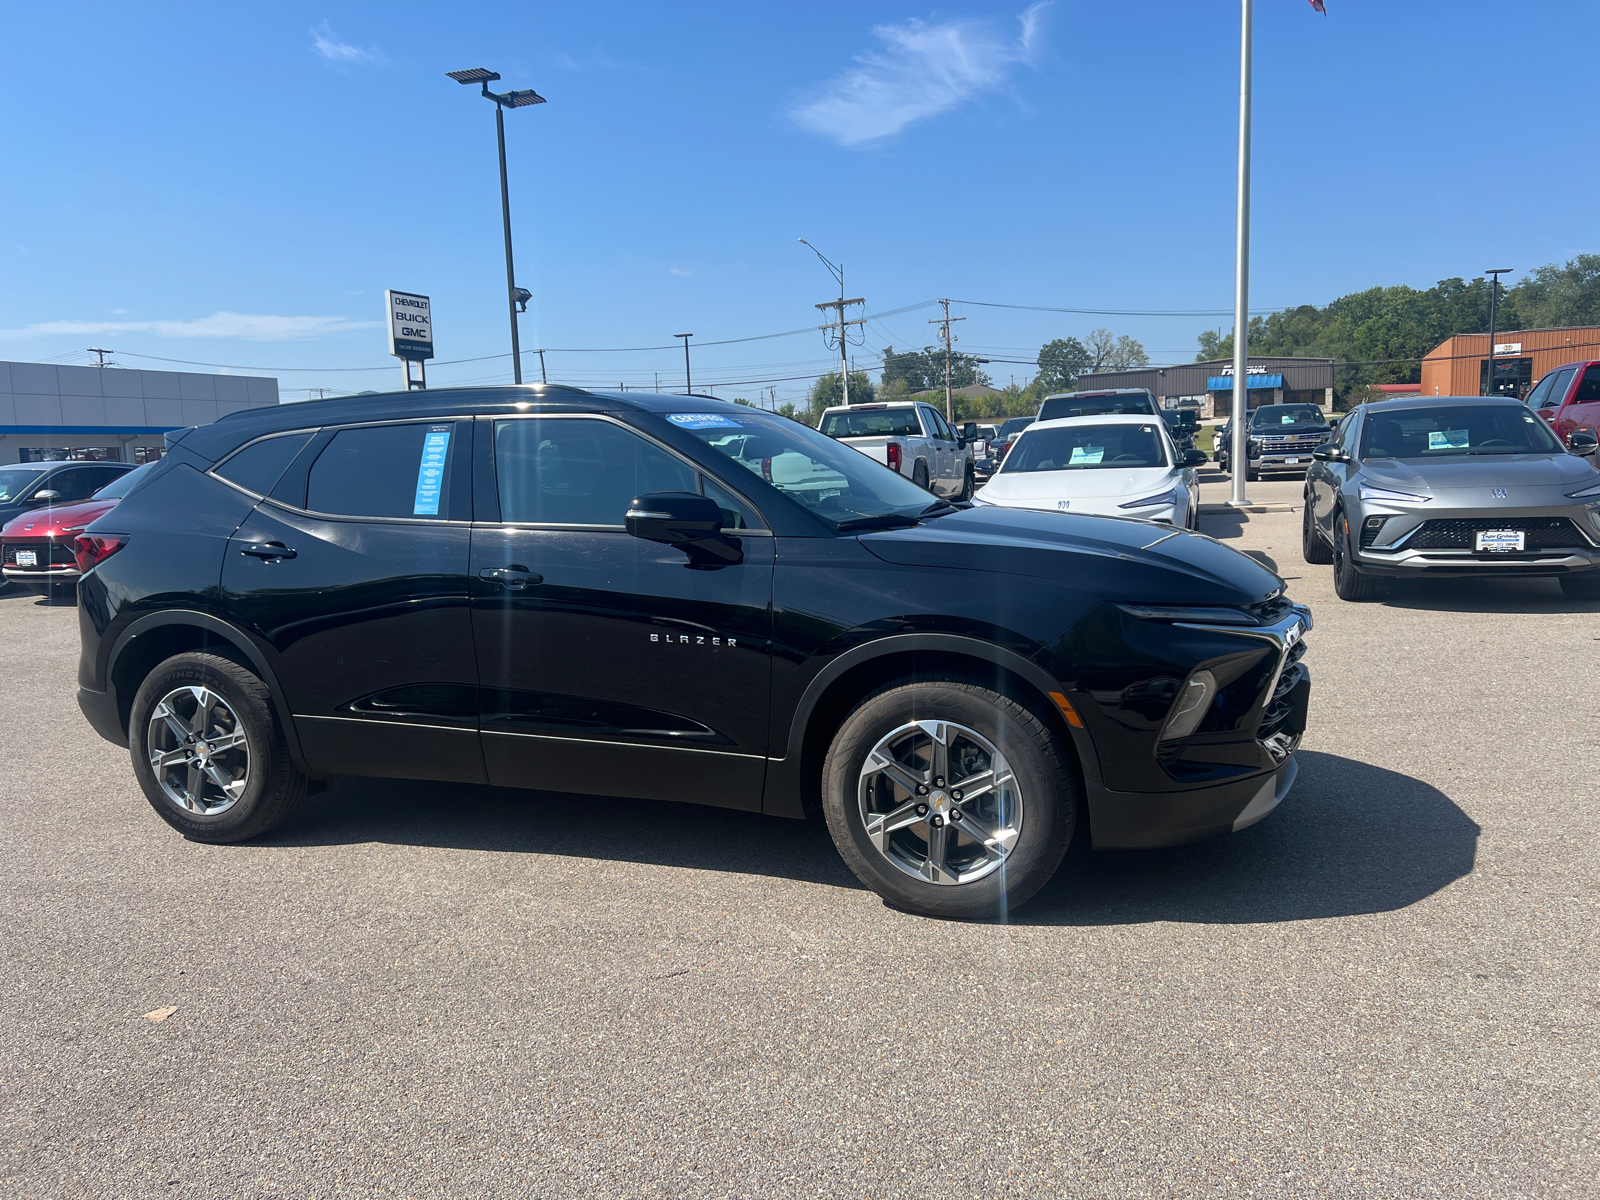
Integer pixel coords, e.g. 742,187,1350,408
412,425,452,516
1069,446,1105,465
667,414,745,429
1428,429,1469,450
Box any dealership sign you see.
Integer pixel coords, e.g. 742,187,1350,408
386,290,434,361
1493,341,1522,355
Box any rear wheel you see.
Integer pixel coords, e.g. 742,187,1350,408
1559,572,1600,599
1302,500,1333,564
821,677,1077,920
912,462,930,491
1332,510,1383,601
960,465,975,501
129,653,308,843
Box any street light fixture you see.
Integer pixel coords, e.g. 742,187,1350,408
674,333,693,394
448,67,547,385
799,238,860,408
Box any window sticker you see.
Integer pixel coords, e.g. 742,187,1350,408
1427,428,1469,451
667,413,744,429
413,424,452,516
1281,414,1295,424
1069,445,1105,465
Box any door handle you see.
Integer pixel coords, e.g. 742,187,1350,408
479,564,542,589
240,542,297,562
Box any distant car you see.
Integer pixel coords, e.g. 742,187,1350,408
974,414,1208,528
1526,360,1600,446
1036,388,1161,423
817,401,974,499
1216,403,1332,481
990,416,1036,467
0,460,135,538
1302,396,1600,601
970,423,1000,478
1,462,153,596
1161,409,1199,453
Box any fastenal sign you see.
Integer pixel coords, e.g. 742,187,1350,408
386,290,434,361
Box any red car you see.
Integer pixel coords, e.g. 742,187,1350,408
1,462,153,597
1527,360,1600,446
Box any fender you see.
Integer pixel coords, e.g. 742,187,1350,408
105,609,311,773
761,631,1103,818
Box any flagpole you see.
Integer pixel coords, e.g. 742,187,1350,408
1230,0,1253,507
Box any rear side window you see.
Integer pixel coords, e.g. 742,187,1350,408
1573,365,1600,404
215,432,314,496
306,422,461,520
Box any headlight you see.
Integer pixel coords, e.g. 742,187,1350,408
1358,483,1432,504
1567,480,1600,499
1160,670,1217,741
1118,488,1178,510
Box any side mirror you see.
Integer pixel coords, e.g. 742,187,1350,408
626,491,742,565
962,423,978,440
1182,449,1209,467
30,489,61,502
1569,429,1598,455
1311,444,1342,462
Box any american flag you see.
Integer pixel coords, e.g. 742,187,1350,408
1308,0,1327,11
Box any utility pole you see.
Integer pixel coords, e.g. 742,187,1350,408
1484,268,1513,395
1229,0,1253,507
87,348,114,367
799,239,864,406
675,333,693,394
537,349,547,384
929,299,966,423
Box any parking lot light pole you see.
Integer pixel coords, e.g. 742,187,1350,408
675,334,693,394
448,68,546,385
1229,0,1253,507
1484,268,1513,396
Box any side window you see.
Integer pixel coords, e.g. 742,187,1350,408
48,468,96,501
1524,373,1557,410
1544,368,1576,409
494,418,697,525
306,422,462,520
86,466,126,493
1573,365,1600,404
1338,413,1361,457
215,432,315,496
701,475,763,531
917,407,938,438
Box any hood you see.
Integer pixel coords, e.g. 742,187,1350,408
977,466,1177,504
858,506,1282,607
1364,453,1599,492
0,498,119,538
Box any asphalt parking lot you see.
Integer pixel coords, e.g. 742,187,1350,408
3,489,1597,1198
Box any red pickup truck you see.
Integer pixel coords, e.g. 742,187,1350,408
1527,360,1600,445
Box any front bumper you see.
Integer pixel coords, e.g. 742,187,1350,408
1088,752,1300,848
1350,502,1600,576
77,685,127,747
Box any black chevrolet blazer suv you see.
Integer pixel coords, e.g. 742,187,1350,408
75,387,1312,918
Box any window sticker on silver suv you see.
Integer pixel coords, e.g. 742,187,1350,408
412,424,452,516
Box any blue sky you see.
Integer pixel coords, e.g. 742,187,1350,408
3,1,1596,404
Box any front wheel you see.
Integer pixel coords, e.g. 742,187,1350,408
129,652,308,843
1332,511,1383,601
821,678,1077,920
1559,571,1600,599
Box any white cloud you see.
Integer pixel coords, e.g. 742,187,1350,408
789,3,1050,146
311,21,383,66
0,312,380,342
669,267,695,277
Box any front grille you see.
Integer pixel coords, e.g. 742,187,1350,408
1404,517,1587,551
2,539,75,568
1257,434,1323,449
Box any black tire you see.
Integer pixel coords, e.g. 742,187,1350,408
1301,500,1333,564
1559,572,1600,599
1332,510,1383,601
821,677,1077,920
1246,466,1260,483
912,462,930,491
960,465,976,501
129,652,308,843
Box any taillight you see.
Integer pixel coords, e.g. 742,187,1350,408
887,442,902,471
74,534,128,574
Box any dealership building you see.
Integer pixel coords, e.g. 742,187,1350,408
1421,325,1600,398
1068,356,1336,418
0,360,280,464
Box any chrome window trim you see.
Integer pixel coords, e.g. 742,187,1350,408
487,410,773,534
207,427,324,501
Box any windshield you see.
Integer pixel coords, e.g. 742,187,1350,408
0,467,48,504
1001,423,1170,473
1252,405,1326,428
998,417,1034,437
91,462,152,500
1360,405,1565,458
1037,393,1157,421
667,411,941,528
819,408,922,438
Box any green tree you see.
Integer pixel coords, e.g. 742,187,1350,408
1086,328,1150,371
1034,337,1090,394
1516,255,1600,329
880,345,990,393
1196,329,1230,361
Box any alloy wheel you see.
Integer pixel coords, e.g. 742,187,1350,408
146,686,250,815
857,719,1022,885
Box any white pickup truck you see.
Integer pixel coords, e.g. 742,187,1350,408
817,401,975,500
